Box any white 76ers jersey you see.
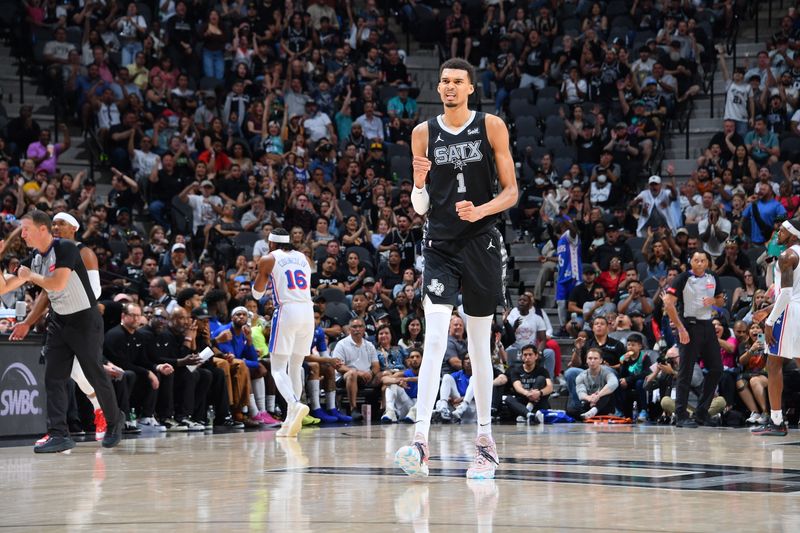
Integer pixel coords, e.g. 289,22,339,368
269,249,313,307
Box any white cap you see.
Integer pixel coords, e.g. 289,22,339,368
648,175,662,185
171,243,186,253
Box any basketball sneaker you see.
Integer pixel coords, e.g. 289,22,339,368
94,409,107,441
309,408,338,423
253,411,282,428
277,402,310,438
34,435,76,454
381,409,398,423
327,408,352,423
302,414,321,426
394,433,430,478
466,434,500,479
752,420,788,436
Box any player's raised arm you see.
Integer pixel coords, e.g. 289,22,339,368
410,121,431,215
455,114,518,222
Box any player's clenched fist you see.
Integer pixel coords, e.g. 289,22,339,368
412,156,431,185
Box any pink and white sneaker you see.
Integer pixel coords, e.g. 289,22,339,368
254,411,282,428
395,433,430,478
466,434,500,479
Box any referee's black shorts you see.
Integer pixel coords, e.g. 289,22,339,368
422,227,507,316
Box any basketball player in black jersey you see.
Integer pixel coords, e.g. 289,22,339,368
394,58,518,479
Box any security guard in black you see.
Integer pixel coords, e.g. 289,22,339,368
663,251,724,426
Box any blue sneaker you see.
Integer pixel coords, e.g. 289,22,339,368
310,408,338,423
328,408,352,422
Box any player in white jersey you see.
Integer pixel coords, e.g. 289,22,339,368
756,220,800,436
252,228,313,437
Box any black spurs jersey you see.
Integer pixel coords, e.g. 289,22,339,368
425,111,499,241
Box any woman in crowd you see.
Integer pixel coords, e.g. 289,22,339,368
737,322,769,425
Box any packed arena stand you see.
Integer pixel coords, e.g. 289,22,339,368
1,0,799,432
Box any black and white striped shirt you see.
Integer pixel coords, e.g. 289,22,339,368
29,239,96,316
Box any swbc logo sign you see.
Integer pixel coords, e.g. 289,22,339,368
0,363,42,416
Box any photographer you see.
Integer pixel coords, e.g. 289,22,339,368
646,346,727,424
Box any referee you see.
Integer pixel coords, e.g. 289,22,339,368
663,250,725,428
12,210,123,452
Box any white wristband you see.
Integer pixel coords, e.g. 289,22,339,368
251,287,265,300
411,185,430,215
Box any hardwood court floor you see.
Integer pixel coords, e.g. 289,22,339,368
2,423,800,532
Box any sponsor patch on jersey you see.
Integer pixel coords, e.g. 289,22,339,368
49,264,56,272
432,140,483,170
467,127,479,135
706,283,715,290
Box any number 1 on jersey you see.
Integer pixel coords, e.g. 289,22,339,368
456,172,466,193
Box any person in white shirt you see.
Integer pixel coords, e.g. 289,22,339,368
115,2,148,67
632,175,678,237
94,88,121,145
178,179,223,236
718,47,755,137
332,316,381,420
354,101,385,141
697,205,731,258
685,191,714,224
130,136,160,184
505,293,557,377
302,101,336,144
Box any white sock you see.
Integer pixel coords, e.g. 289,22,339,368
326,390,336,410
248,394,259,416
71,358,98,405
290,353,305,400
308,380,321,410
582,406,598,419
771,409,783,425
266,395,276,413
252,378,266,412
465,313,494,437
270,352,298,406
414,300,453,440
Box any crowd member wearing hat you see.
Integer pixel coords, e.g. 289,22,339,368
386,83,419,127
631,174,678,237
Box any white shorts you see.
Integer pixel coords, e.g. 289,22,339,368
269,303,314,356
769,301,800,359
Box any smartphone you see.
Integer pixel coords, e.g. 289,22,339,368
757,333,766,344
